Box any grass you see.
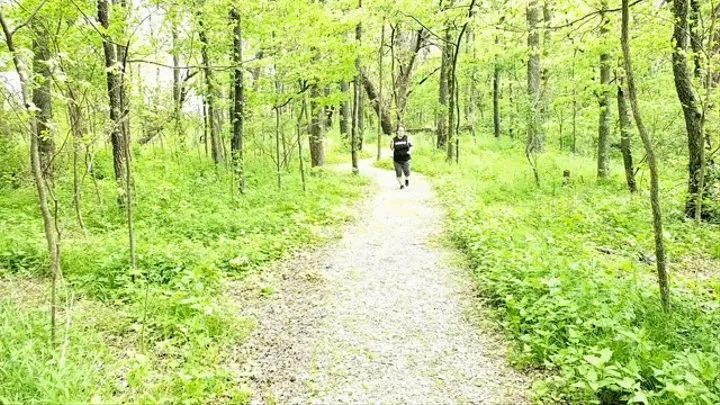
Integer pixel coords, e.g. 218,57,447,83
0,143,367,403
378,134,720,404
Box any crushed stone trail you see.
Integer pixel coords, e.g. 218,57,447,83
231,159,530,404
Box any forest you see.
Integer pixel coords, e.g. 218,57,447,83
0,0,719,403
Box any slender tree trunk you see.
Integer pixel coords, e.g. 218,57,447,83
358,84,365,151
352,0,362,173
230,9,245,193
690,0,702,79
446,0,476,163
436,27,451,148
617,79,637,193
202,101,209,157
172,21,184,140
67,89,86,229
198,16,223,164
114,0,130,147
597,1,611,180
493,35,501,138
340,81,351,140
526,0,543,186
572,46,578,153
32,25,54,179
377,17,385,160
98,0,127,205
297,96,307,192
275,108,282,189
672,0,705,219
622,0,669,311
309,84,325,167
0,12,61,347
527,0,543,154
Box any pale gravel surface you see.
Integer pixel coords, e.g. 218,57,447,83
230,159,531,405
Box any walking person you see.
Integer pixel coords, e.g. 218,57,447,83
390,126,412,189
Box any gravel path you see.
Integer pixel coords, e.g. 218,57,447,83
231,159,530,404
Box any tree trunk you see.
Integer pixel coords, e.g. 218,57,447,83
358,84,365,151
98,0,127,205
309,84,325,167
0,11,61,347
67,89,86,229
622,0,670,311
493,35,501,138
351,0,362,173
436,27,451,148
617,80,637,193
32,26,54,179
377,17,385,160
361,70,393,135
275,108,282,189
340,81,351,139
230,9,245,193
690,0,702,79
198,16,223,164
362,27,424,133
298,95,308,192
527,0,544,154
446,0,476,163
672,0,705,219
572,46,578,153
597,2,611,180
172,21,184,139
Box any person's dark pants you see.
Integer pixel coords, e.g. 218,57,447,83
394,160,410,177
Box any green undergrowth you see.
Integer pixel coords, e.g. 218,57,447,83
378,135,720,404
0,147,367,403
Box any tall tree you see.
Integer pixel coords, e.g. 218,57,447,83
526,0,543,154
198,10,223,164
672,0,705,218
309,84,325,166
597,0,611,180
0,9,61,346
493,32,501,138
377,16,385,160
436,25,451,148
230,8,245,193
98,0,128,204
361,25,425,134
340,81,351,139
446,0,476,163
32,23,54,178
621,0,669,310
616,76,637,193
526,0,543,186
351,0,362,173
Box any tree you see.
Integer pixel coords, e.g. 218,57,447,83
197,8,223,165
0,7,61,346
340,81,351,139
436,24,451,148
616,75,637,193
32,22,54,179
351,0,362,173
621,0,669,310
309,84,325,167
526,0,543,185
98,0,128,204
597,0,611,180
230,8,245,193
493,32,501,138
671,0,705,219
